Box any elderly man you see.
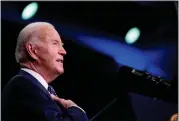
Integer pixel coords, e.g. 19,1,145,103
2,22,88,121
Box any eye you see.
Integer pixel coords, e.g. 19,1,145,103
53,42,58,45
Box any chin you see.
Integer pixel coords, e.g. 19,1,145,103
56,68,64,75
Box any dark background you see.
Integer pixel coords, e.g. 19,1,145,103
1,1,178,121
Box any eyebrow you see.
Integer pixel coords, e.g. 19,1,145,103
52,40,64,46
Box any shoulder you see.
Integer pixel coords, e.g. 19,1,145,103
3,75,33,90
2,74,50,103
2,74,40,97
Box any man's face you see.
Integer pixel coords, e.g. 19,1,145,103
35,27,67,76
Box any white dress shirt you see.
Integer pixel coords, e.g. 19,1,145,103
21,68,86,113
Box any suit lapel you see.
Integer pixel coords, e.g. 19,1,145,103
17,70,65,114
17,70,50,97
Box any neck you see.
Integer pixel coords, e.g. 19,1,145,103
20,61,58,83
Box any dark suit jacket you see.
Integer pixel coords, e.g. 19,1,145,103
2,70,88,121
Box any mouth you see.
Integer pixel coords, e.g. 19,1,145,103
56,59,63,63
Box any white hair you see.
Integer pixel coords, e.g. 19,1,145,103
15,22,55,63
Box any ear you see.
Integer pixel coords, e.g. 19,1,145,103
25,42,38,60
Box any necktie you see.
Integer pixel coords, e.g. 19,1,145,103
48,85,58,97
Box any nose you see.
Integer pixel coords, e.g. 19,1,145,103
59,46,67,55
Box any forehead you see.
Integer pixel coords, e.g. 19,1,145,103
36,26,62,42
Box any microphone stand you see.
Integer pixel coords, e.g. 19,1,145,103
89,98,118,121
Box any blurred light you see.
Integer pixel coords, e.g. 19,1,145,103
77,36,167,78
21,2,38,20
125,27,140,44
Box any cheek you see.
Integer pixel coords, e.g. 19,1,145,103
44,49,55,60
39,52,53,65
39,46,58,65
49,53,58,64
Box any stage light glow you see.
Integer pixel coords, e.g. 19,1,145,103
125,27,140,44
21,2,38,20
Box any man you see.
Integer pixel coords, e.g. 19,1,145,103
169,113,178,121
2,22,88,121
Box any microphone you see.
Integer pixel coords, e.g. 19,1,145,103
116,66,177,103
118,66,171,88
